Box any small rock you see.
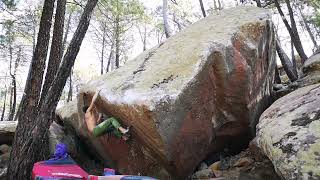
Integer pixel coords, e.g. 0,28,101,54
248,139,266,162
198,162,208,171
212,169,223,178
233,157,254,169
0,145,10,154
273,84,285,91
192,169,215,179
209,161,221,171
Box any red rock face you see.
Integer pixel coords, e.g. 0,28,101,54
73,7,276,179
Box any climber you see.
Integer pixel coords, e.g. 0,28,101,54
83,90,130,140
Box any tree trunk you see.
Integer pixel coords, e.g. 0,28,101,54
274,66,282,84
291,39,298,76
40,0,67,107
217,0,222,10
163,0,172,38
213,0,217,10
274,0,308,64
62,10,73,55
172,13,182,31
106,42,114,72
7,0,56,178
8,45,14,121
32,24,37,53
143,25,147,51
8,88,13,120
276,40,298,82
8,47,21,121
255,0,262,7
1,88,7,121
199,0,206,17
67,68,73,102
297,5,318,48
115,15,120,68
101,22,106,74
7,0,97,179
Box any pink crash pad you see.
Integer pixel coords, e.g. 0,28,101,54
32,161,89,179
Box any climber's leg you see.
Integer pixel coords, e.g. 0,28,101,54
92,119,113,137
109,117,129,134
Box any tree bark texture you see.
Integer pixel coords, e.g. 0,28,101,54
7,0,56,178
7,0,97,178
291,39,298,76
274,0,308,64
163,0,172,38
297,5,318,48
62,10,73,55
8,45,14,121
101,22,106,74
8,47,20,121
199,0,206,17
276,40,298,82
40,0,67,107
274,66,282,84
67,68,73,102
106,42,114,72
1,88,7,121
255,0,262,7
115,15,120,68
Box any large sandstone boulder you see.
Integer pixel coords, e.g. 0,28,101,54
75,7,275,178
256,84,320,179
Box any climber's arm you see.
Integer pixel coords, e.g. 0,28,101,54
87,90,101,112
97,113,102,124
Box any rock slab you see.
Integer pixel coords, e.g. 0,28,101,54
75,7,275,178
256,84,320,179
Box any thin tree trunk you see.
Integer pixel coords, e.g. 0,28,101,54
1,88,7,121
101,22,106,74
138,24,148,51
67,68,73,102
297,6,318,48
115,16,120,68
274,66,281,84
163,0,172,38
7,0,55,177
276,40,298,82
143,25,147,51
7,0,97,179
274,0,308,64
291,39,298,76
217,0,222,10
8,45,14,121
106,42,114,72
255,0,262,7
8,47,21,121
62,10,73,56
32,24,36,53
8,88,13,120
40,0,67,107
172,13,182,31
213,0,217,10
199,0,206,17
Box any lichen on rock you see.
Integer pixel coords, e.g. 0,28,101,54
256,84,320,179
